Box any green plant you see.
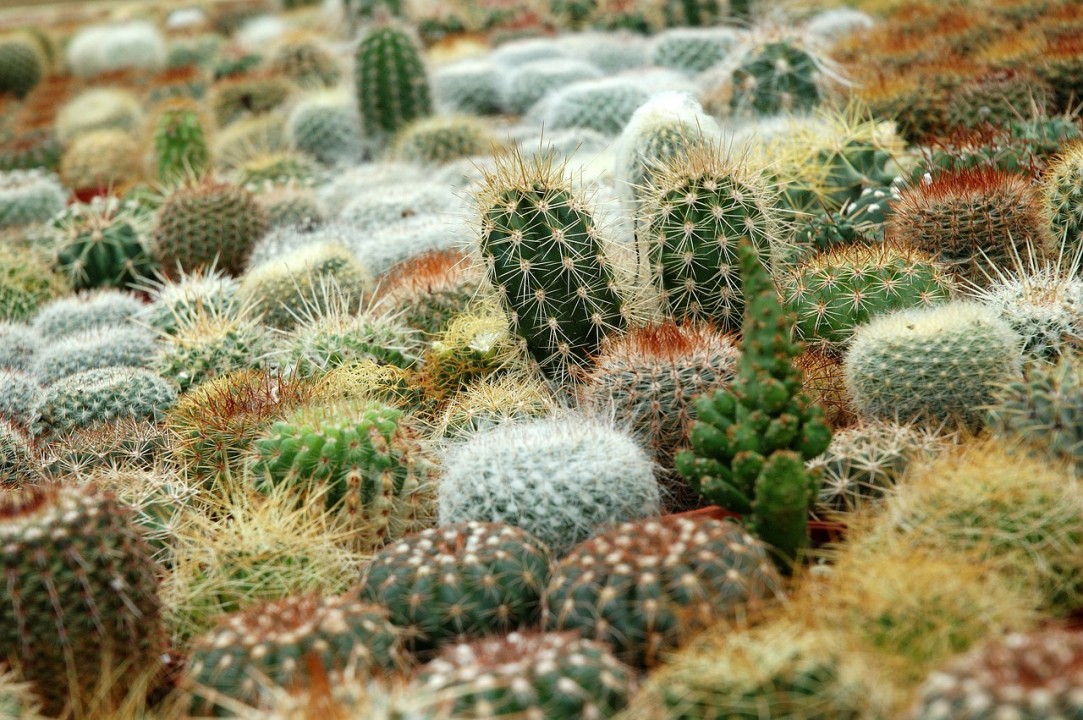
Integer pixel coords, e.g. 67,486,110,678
727,40,822,117
286,94,367,166
675,240,832,567
31,289,143,339
59,129,144,192
649,28,741,74
155,303,270,392
36,366,177,438
0,245,69,322
355,521,552,657
353,22,432,138
32,323,157,385
416,632,638,718
503,59,602,116
269,38,341,89
153,103,209,183
0,322,38,372
536,77,650,136
843,301,1023,428
138,266,241,335
432,59,503,116
974,265,1083,362
281,305,420,377
0,419,36,487
543,516,783,668
372,249,483,337
210,73,295,127
394,116,493,165
48,196,157,290
438,371,555,439
477,149,627,381
0,34,43,99
0,169,66,229
0,369,42,429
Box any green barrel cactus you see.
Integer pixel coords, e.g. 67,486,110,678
0,34,43,99
183,593,406,716
416,632,639,719
153,102,209,184
353,22,432,138
676,240,832,566
355,521,552,657
249,399,438,552
0,484,164,716
844,301,1024,429
477,149,627,381
49,197,157,291
643,144,781,332
728,40,822,117
0,169,66,230
155,304,269,392
36,366,177,438
780,242,953,351
543,516,783,668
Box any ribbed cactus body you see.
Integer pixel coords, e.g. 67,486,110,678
729,41,821,116
50,197,157,290
478,152,626,380
354,24,432,137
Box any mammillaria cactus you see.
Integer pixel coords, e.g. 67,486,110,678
0,370,42,429
372,249,482,337
975,265,1083,362
502,59,602,116
249,399,438,552
843,301,1023,428
649,28,741,74
55,88,143,146
676,240,832,566
153,177,269,277
438,371,556,438
0,245,69,322
355,521,552,656
477,149,627,381
1043,141,1083,255
183,594,406,716
65,21,166,78
543,516,783,668
0,322,38,372
32,323,157,385
439,414,660,556
394,116,494,165
416,632,638,719
155,303,269,392
36,366,177,438
210,73,295,127
353,22,432,138
0,169,66,229
535,77,651,136
282,306,420,377
0,483,164,716
0,419,36,487
31,290,143,340
287,94,368,166
0,34,43,99
432,59,503,116
59,129,143,193
48,197,157,290
726,40,823,117
153,102,210,183
269,37,341,89
139,266,241,335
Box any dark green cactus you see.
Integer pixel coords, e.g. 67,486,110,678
353,22,432,138
729,41,821,117
0,34,43,99
50,197,158,291
478,150,627,381
676,240,832,568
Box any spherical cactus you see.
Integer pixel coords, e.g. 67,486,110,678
0,369,42,429
249,399,438,552
0,322,38,373
59,129,143,193
502,59,602,116
255,182,326,229
0,169,66,229
39,419,167,481
153,102,209,184
0,483,164,716
372,248,484,337
152,177,269,277
888,168,1055,287
543,516,783,668
30,290,143,340
642,144,781,332
536,77,650,136
416,632,639,719
36,366,177,438
975,266,1083,362
726,40,822,117
210,73,295,127
0,34,44,99
287,94,367,166
1043,142,1083,256
155,304,269,392
54,87,143,146
910,629,1083,720
781,242,954,351
32,323,157,385
394,116,494,165
355,521,552,657
269,37,342,89
183,594,406,716
139,266,241,335
65,21,166,78
351,213,471,277
0,245,70,323
432,59,503,116
353,22,432,138
649,27,741,75
416,306,521,405
477,149,627,381
48,196,157,290
843,301,1023,428
438,371,556,439
0,128,62,173
0,419,36,488
439,414,661,556
282,307,420,377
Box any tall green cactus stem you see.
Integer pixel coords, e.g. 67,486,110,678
0,484,164,716
676,240,832,568
477,150,627,381
153,103,209,184
644,144,781,333
353,23,433,138
49,197,157,291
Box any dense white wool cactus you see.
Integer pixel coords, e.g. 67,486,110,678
66,21,166,78
164,7,208,31
648,27,743,75
502,58,603,116
432,59,504,116
235,15,288,52
439,414,661,556
557,31,649,74
0,170,66,230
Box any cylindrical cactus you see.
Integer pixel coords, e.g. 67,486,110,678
153,101,209,184
353,22,432,138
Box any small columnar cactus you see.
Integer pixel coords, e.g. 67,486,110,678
477,149,627,381
0,484,164,716
31,290,143,340
355,521,552,657
543,516,783,668
843,302,1023,428
184,594,406,716
416,632,639,719
32,323,157,385
153,102,210,183
249,399,438,552
439,414,660,556
48,196,157,290
35,366,177,438
0,169,66,229
353,22,432,138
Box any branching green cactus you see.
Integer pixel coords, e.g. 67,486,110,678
676,240,832,568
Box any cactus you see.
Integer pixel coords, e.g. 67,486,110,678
282,305,420,377
48,196,157,290
0,323,38,373
0,128,62,173
372,249,484,337
974,265,1083,362
353,23,432,138
139,267,241,335
781,242,954,351
156,303,269,392
166,369,314,487
676,240,832,567
536,77,650,136
0,245,70,322
477,149,627,381
503,59,602,116
661,0,725,27
0,484,164,716
65,21,166,78
0,169,66,229
0,419,36,488
0,34,43,99
543,516,783,668
55,88,143,146
256,182,326,229
416,632,638,719
31,290,143,340
32,323,157,385
355,521,552,657
152,177,269,277
1043,142,1083,257
888,168,1055,287
910,629,1083,720
339,182,460,233
39,419,167,480
59,129,143,193
439,414,660,556
183,594,405,716
153,102,210,184
287,94,367,166
432,59,503,116
727,40,822,117
842,301,1023,428
947,68,1051,131
643,143,782,332
351,213,472,278
0,369,42,429
36,366,177,438
415,305,521,404
269,37,341,89
215,119,291,175
210,73,295,127
394,116,494,165
438,371,555,439
649,28,741,75
249,399,438,552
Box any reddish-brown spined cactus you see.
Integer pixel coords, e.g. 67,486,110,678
795,347,859,430
887,168,1055,287
0,483,165,717
370,248,483,337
